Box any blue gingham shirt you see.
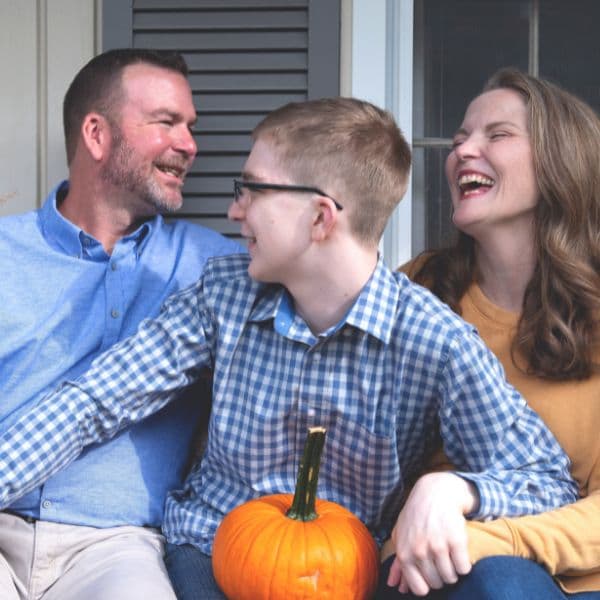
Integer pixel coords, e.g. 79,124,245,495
0,254,576,552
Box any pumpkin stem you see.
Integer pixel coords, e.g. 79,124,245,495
286,426,327,522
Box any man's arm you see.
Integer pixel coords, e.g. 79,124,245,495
0,281,212,507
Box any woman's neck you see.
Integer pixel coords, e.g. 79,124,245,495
474,228,536,313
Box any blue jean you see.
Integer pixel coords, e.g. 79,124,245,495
376,555,600,600
163,543,226,600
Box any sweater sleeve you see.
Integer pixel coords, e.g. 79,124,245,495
467,491,600,576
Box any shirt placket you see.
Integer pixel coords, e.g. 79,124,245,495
295,340,333,447
102,240,137,350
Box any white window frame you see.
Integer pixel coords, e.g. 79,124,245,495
350,0,414,268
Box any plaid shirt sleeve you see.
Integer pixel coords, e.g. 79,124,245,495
0,281,212,508
438,330,578,517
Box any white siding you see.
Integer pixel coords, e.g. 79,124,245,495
0,0,97,216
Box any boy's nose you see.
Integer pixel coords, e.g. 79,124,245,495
227,199,245,221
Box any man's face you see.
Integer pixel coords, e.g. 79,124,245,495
101,63,197,216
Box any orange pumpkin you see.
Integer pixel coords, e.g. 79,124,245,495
212,427,379,599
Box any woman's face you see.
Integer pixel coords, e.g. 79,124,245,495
445,88,540,239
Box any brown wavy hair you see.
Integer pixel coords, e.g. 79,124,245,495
412,67,600,380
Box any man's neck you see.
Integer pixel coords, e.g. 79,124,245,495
59,180,149,255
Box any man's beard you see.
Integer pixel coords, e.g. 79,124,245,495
100,128,184,214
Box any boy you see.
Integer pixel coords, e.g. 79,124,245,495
0,98,576,598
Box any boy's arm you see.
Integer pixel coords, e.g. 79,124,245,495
385,330,578,595
0,283,212,507
441,331,577,514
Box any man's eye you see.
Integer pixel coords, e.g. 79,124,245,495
451,139,464,149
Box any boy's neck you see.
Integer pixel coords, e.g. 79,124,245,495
288,245,378,335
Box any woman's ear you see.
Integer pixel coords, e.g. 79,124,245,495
80,112,111,162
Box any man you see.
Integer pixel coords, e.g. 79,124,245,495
0,97,577,599
0,48,240,599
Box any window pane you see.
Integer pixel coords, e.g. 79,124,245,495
411,145,454,256
413,0,531,254
539,0,600,113
415,0,529,141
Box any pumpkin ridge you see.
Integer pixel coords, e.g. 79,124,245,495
270,512,299,599
225,505,275,597
309,509,336,598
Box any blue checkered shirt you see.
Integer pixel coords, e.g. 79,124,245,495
0,254,576,552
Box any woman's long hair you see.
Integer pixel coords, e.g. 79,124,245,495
412,67,600,379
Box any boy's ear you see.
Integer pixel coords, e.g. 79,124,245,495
311,196,338,241
80,112,111,161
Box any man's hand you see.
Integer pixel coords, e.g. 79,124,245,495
386,472,478,596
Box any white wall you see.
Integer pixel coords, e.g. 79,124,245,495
0,0,97,216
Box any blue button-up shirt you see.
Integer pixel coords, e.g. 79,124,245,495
0,182,241,528
0,254,577,550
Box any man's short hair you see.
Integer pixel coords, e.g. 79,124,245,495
253,97,411,245
63,48,189,164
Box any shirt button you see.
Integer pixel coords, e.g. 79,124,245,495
42,500,52,509
110,262,118,271
111,309,120,319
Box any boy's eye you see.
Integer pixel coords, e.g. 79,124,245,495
451,138,464,149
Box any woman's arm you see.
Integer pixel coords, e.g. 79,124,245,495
467,491,600,576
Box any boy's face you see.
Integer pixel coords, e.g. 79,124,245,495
228,138,315,284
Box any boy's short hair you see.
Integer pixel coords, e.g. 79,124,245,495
253,97,412,245
63,48,189,164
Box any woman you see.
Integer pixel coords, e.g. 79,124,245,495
379,68,600,598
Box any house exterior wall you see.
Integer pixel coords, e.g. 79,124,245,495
0,0,98,216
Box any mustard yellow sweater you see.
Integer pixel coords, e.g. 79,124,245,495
456,283,600,593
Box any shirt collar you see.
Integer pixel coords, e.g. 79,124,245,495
39,180,157,258
342,256,399,344
248,256,400,345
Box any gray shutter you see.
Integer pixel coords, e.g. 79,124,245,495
102,0,341,240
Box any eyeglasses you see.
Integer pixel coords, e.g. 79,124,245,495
233,179,343,211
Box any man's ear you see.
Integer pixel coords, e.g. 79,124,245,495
80,112,111,161
311,196,338,242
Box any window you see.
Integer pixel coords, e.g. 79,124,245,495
412,0,600,253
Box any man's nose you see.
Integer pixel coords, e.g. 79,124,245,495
174,125,197,159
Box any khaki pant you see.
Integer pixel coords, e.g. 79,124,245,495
0,513,176,600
